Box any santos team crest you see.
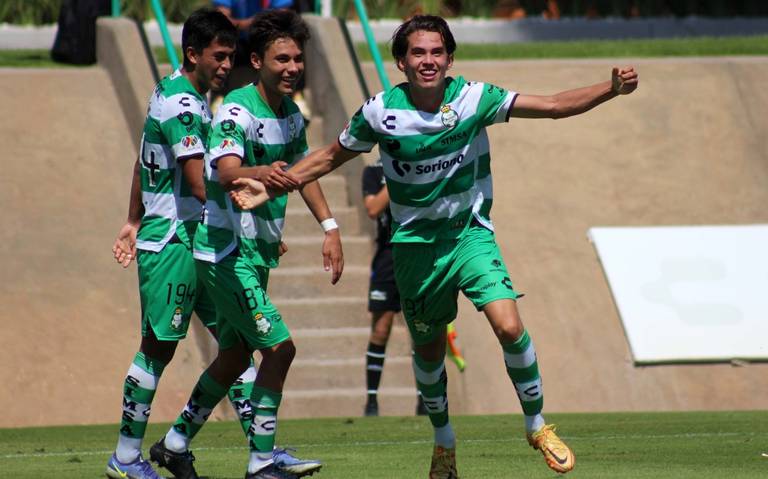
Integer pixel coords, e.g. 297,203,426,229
253,313,272,336
440,105,459,129
171,307,184,330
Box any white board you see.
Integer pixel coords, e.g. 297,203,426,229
588,225,768,364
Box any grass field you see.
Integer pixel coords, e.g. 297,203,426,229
1,411,766,478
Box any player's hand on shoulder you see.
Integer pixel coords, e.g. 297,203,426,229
230,177,272,210
612,67,638,95
112,222,138,268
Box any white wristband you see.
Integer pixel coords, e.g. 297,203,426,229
320,218,338,232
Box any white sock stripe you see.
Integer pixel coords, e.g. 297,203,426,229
249,415,277,436
366,352,386,359
181,403,213,425
237,366,258,383
366,389,378,394
503,344,537,370
126,363,159,390
421,395,448,414
514,378,543,401
367,365,383,371
413,362,445,385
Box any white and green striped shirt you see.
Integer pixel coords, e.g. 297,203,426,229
136,69,209,252
339,76,517,243
194,85,308,266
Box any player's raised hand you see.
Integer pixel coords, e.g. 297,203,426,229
112,222,138,268
230,178,272,210
322,229,344,285
278,241,288,257
612,67,638,95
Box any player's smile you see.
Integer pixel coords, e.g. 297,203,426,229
398,30,453,92
253,37,304,102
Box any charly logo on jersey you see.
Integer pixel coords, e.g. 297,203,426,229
440,104,459,129
180,135,199,150
171,307,184,330
253,313,272,336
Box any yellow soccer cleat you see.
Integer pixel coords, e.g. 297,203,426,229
428,446,459,479
527,424,575,474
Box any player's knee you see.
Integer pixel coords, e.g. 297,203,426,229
493,321,524,343
272,340,296,366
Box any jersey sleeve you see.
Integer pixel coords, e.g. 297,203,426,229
208,101,250,162
476,82,519,127
338,98,380,152
361,165,383,197
159,94,207,162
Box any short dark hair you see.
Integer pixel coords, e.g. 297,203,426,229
181,7,237,69
248,9,310,59
391,15,456,61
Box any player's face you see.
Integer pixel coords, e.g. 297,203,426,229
195,37,235,91
252,37,304,97
397,30,453,91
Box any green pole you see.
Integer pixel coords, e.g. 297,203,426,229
111,0,120,17
150,0,180,70
352,0,390,91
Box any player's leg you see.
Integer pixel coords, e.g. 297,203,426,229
108,245,196,479
393,241,459,479
459,224,574,473
364,307,395,416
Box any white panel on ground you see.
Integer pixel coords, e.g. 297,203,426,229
589,225,768,364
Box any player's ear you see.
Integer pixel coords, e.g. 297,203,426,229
447,53,454,70
396,56,406,73
251,52,262,70
185,46,199,67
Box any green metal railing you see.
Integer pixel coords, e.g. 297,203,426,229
352,0,391,91
111,0,179,71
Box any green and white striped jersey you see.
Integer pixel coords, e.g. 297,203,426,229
136,69,209,252
339,76,517,243
194,85,308,266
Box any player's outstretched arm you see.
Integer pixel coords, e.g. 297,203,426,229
229,177,272,210
112,159,144,268
281,141,360,192
511,66,638,120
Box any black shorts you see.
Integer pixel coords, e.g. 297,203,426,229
368,280,401,312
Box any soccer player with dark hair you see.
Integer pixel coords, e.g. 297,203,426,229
106,8,241,479
149,9,338,479
235,14,638,478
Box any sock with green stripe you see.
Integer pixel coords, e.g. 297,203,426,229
247,386,282,474
412,351,454,448
164,371,229,452
502,329,545,433
228,360,257,436
115,352,166,463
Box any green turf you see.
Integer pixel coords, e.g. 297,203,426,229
0,49,71,67
1,411,766,478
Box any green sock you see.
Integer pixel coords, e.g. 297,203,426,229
248,386,282,454
502,330,543,416
165,371,229,451
116,352,166,463
228,361,257,436
412,352,449,429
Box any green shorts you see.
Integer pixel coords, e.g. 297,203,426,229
195,253,290,352
137,243,217,341
392,223,520,345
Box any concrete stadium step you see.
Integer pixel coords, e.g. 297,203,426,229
272,297,370,329
286,354,415,391
282,206,360,236
277,235,372,269
269,264,368,299
280,388,423,418
314,173,351,207
288,324,412,360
